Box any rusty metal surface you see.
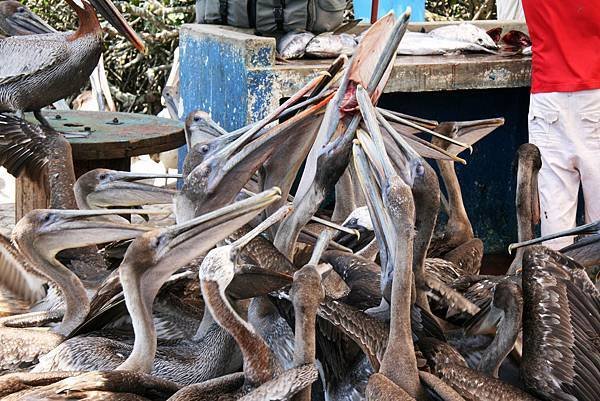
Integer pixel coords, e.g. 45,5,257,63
25,110,185,160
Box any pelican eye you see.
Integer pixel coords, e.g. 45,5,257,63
17,7,26,13
193,116,201,122
98,173,108,181
200,144,210,153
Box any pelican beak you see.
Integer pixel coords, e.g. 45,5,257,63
508,221,600,253
352,138,397,299
433,118,505,156
5,6,56,35
88,172,180,208
153,188,283,267
187,100,325,215
30,209,159,255
356,85,422,186
89,0,146,53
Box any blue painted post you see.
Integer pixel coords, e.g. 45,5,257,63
177,24,279,172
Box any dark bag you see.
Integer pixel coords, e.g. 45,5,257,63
195,0,346,34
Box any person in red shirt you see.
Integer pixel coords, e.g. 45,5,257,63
522,0,600,249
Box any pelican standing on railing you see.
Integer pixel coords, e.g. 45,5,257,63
0,0,144,125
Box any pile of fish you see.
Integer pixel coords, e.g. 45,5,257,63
278,21,531,60
0,4,598,401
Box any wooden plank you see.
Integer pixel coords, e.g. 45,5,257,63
24,111,185,160
15,172,48,221
272,54,531,97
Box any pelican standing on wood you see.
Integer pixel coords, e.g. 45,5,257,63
0,0,144,125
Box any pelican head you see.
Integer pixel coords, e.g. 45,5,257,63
122,188,282,299
12,209,156,257
177,102,323,221
184,109,228,149
74,168,181,209
0,1,55,36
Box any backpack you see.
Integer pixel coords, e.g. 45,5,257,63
195,0,346,34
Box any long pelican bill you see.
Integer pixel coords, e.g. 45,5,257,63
19,208,160,255
140,187,282,276
378,108,474,154
89,0,145,53
435,118,505,156
508,220,600,254
86,171,180,208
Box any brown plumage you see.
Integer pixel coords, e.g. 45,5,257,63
521,246,600,401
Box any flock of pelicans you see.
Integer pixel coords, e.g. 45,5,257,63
0,1,599,400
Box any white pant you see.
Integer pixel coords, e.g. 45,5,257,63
496,0,525,21
528,89,600,250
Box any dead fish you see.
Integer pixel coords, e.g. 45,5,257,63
277,31,315,60
397,31,497,55
305,33,357,58
429,23,498,50
500,30,531,50
486,27,503,44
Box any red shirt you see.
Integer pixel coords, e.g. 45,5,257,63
522,0,600,93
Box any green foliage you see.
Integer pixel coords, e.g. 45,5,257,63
28,0,195,114
426,0,497,21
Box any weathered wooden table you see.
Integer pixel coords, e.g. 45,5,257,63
178,21,533,252
16,110,185,220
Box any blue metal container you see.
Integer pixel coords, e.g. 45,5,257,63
354,0,425,22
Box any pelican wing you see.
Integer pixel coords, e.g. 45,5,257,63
238,364,318,401
0,113,52,177
0,35,67,84
0,234,46,303
522,246,600,401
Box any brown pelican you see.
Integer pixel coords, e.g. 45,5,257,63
32,190,281,386
428,118,505,270
0,208,153,371
74,168,180,211
449,144,542,316
352,116,423,399
509,220,600,272
503,143,542,273
176,76,327,222
351,87,490,400
0,0,144,125
0,1,54,37
520,245,599,401
274,10,416,260
419,241,600,401
168,205,318,400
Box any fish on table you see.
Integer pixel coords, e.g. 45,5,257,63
277,22,504,60
428,22,499,50
304,32,357,58
397,31,498,56
277,31,315,60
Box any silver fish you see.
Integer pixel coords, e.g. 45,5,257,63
397,32,497,55
305,33,357,59
277,31,315,60
429,23,499,50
